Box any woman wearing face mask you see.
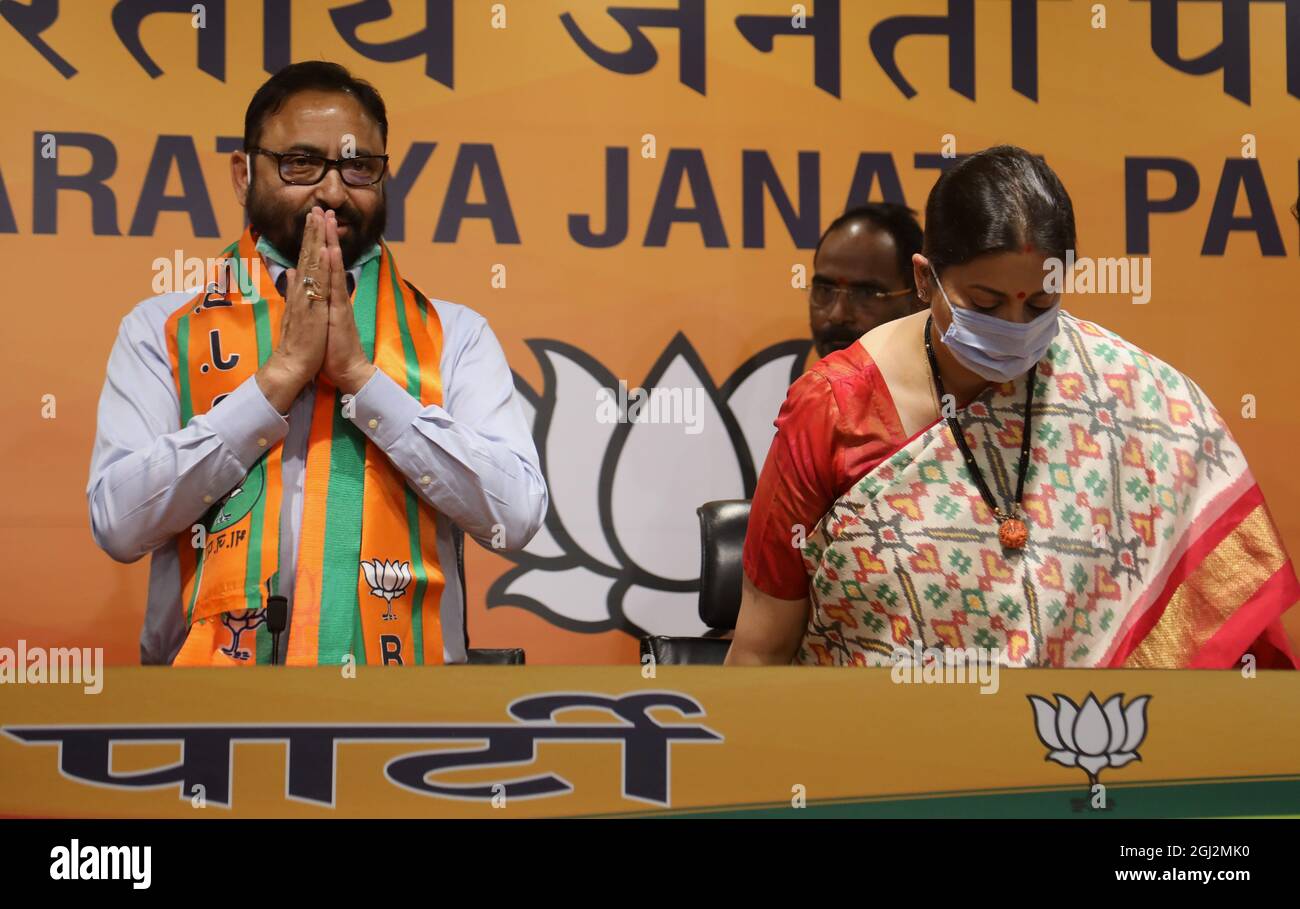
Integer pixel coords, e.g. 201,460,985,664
728,145,1298,668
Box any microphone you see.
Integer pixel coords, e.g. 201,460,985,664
266,595,288,666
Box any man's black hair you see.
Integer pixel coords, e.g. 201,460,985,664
243,61,388,151
814,203,924,289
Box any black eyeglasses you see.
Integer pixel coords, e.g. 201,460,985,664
248,147,389,186
809,280,912,313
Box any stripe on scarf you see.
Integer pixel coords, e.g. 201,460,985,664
175,317,208,626
240,256,271,614
177,315,194,428
398,260,447,663
320,255,380,664
286,389,336,665
246,230,288,665
386,250,430,663
230,252,277,660
320,394,366,663
403,278,429,326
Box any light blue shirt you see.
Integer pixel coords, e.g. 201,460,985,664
87,241,548,664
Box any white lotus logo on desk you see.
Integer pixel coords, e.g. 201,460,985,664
491,334,810,638
1028,693,1151,787
361,558,412,621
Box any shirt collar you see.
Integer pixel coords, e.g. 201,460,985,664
255,234,381,284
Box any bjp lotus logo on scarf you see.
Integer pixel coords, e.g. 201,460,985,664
210,461,265,532
219,609,266,661
1028,693,1151,788
361,559,413,621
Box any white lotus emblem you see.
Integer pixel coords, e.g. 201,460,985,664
361,558,412,621
1028,693,1150,787
492,334,810,637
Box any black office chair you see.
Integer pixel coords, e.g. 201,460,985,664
640,499,749,665
453,525,527,665
466,647,526,665
696,499,749,631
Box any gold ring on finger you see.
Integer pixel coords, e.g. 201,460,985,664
302,276,319,289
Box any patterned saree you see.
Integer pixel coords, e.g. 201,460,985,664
797,313,1299,668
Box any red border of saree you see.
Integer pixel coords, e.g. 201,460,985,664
1105,474,1299,668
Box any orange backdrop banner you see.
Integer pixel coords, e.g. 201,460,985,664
0,0,1297,663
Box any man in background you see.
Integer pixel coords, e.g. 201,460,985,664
808,203,924,360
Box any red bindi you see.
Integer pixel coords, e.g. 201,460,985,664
1016,291,1026,300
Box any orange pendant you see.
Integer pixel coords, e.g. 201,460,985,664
999,517,1028,549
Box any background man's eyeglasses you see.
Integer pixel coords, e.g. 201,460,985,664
247,147,389,186
809,281,912,313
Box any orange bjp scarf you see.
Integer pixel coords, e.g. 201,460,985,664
163,227,446,666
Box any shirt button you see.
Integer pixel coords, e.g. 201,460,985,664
419,475,431,486
368,418,379,429
257,437,268,447
203,494,213,503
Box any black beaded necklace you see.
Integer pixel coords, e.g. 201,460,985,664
923,314,1036,550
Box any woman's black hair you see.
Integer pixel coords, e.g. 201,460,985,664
922,145,1076,274
243,61,388,151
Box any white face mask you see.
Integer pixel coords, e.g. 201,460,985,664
930,264,1060,382
245,154,252,184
